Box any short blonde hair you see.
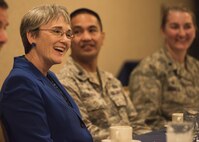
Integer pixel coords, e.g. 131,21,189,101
20,4,70,54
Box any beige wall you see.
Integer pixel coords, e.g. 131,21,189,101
0,0,194,87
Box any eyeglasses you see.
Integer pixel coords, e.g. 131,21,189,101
39,28,74,39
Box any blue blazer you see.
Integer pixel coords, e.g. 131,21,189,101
0,56,93,142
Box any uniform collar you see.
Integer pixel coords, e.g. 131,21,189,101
161,47,190,74
67,56,107,86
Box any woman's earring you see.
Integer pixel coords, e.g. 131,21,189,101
31,42,36,48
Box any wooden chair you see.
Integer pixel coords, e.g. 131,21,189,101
0,119,8,142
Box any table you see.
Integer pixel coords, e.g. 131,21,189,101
134,129,166,142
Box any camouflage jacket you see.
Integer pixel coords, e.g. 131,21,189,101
129,47,199,130
57,56,138,142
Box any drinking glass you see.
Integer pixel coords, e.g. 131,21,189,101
184,107,199,142
166,122,193,142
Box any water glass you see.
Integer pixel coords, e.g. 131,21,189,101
184,107,199,142
166,122,193,142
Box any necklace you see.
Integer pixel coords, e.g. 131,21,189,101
47,74,73,107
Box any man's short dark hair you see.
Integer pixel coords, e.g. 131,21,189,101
70,8,103,31
0,0,8,9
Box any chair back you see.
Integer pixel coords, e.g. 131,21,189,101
0,119,8,142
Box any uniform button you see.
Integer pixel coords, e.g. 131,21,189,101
168,62,172,66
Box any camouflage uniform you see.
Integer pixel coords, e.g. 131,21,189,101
57,57,142,142
129,47,199,130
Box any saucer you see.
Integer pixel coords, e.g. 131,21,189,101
101,139,141,142
132,140,141,142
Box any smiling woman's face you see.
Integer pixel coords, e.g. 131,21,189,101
162,11,196,53
27,16,72,68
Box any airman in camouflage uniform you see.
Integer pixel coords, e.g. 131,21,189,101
58,8,151,141
129,5,199,131
57,57,146,142
129,47,199,130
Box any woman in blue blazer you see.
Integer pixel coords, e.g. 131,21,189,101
0,4,93,142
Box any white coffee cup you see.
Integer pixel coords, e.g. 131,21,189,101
110,125,132,142
172,113,183,123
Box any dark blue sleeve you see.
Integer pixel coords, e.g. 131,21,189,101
1,75,53,142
